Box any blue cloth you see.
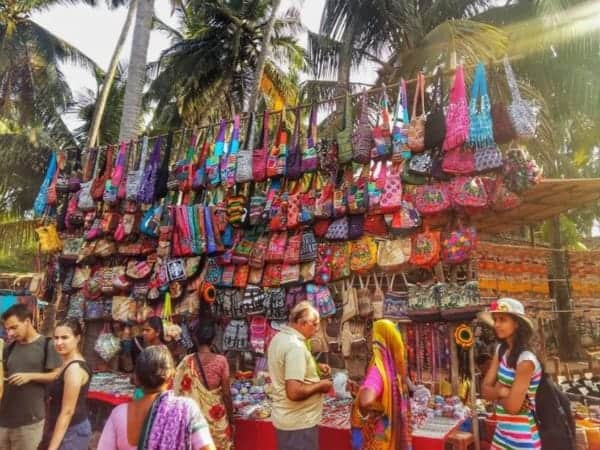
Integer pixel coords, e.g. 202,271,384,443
0,295,17,315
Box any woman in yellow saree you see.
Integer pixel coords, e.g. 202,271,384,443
351,319,412,450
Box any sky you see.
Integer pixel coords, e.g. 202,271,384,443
31,0,336,129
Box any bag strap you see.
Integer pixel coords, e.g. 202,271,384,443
412,72,425,118
258,110,270,150
193,352,211,388
450,65,466,103
343,92,352,131
432,68,444,112
291,106,301,151
244,112,256,151
503,56,522,101
307,104,318,148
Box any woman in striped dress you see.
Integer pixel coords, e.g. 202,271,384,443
480,298,542,449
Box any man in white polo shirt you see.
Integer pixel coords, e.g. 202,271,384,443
267,301,333,450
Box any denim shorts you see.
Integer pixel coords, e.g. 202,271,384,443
58,420,91,450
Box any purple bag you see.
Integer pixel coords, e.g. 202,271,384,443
348,215,364,240
286,107,302,180
137,137,162,204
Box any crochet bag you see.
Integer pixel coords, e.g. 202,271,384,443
415,182,451,216
302,105,319,172
407,72,426,152
442,146,475,175
253,111,270,182
474,145,504,173
468,63,494,148
236,112,255,183
377,238,411,272
443,65,469,151
410,228,441,269
286,107,302,180
392,79,411,162
424,70,446,150
504,56,539,139
352,90,371,164
337,92,354,165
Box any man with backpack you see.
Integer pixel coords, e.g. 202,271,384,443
0,304,61,450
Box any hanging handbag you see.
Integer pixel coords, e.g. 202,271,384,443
408,150,432,176
363,213,388,237
325,216,349,241
379,163,403,214
442,146,475,175
491,100,516,144
450,176,488,210
350,235,377,274
348,214,364,240
137,137,162,204
474,145,504,173
337,92,354,165
248,183,267,227
383,274,410,322
300,229,318,262
252,111,270,182
286,107,302,180
36,224,62,253
415,182,451,216
330,242,351,281
154,131,174,200
367,161,384,214
318,139,339,177
442,220,477,265
390,200,421,236
469,63,494,148
443,65,469,151
266,232,287,263
314,243,333,285
410,227,441,269
502,144,542,193
484,176,521,211
302,105,319,172
352,90,371,164
103,141,128,204
377,238,411,272
371,90,392,160
236,112,255,183
392,79,411,162
126,136,149,201
33,152,57,216
424,69,446,150
504,56,539,139
408,72,426,153
401,159,427,185
314,172,334,219
266,112,287,178
347,165,369,215
91,146,114,201
223,115,241,189
283,232,302,265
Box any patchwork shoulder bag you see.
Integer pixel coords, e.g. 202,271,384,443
253,111,270,182
337,92,354,165
352,90,371,164
266,112,287,178
301,105,319,172
286,107,302,180
392,79,411,162
408,72,426,153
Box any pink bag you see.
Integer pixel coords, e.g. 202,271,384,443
379,164,403,214
415,183,452,216
252,111,269,182
443,65,469,151
450,176,488,210
442,146,475,175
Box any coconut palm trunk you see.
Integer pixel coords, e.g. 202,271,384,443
246,0,281,113
118,0,154,142
87,0,137,148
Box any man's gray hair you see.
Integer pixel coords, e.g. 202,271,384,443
289,301,319,324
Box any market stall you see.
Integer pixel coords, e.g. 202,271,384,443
27,55,600,449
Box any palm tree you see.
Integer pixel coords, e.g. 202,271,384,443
0,0,101,211
146,0,307,127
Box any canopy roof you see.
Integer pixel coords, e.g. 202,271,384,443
432,178,600,233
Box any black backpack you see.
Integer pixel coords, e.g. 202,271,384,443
499,347,575,450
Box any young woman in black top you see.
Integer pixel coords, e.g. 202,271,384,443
39,319,91,450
